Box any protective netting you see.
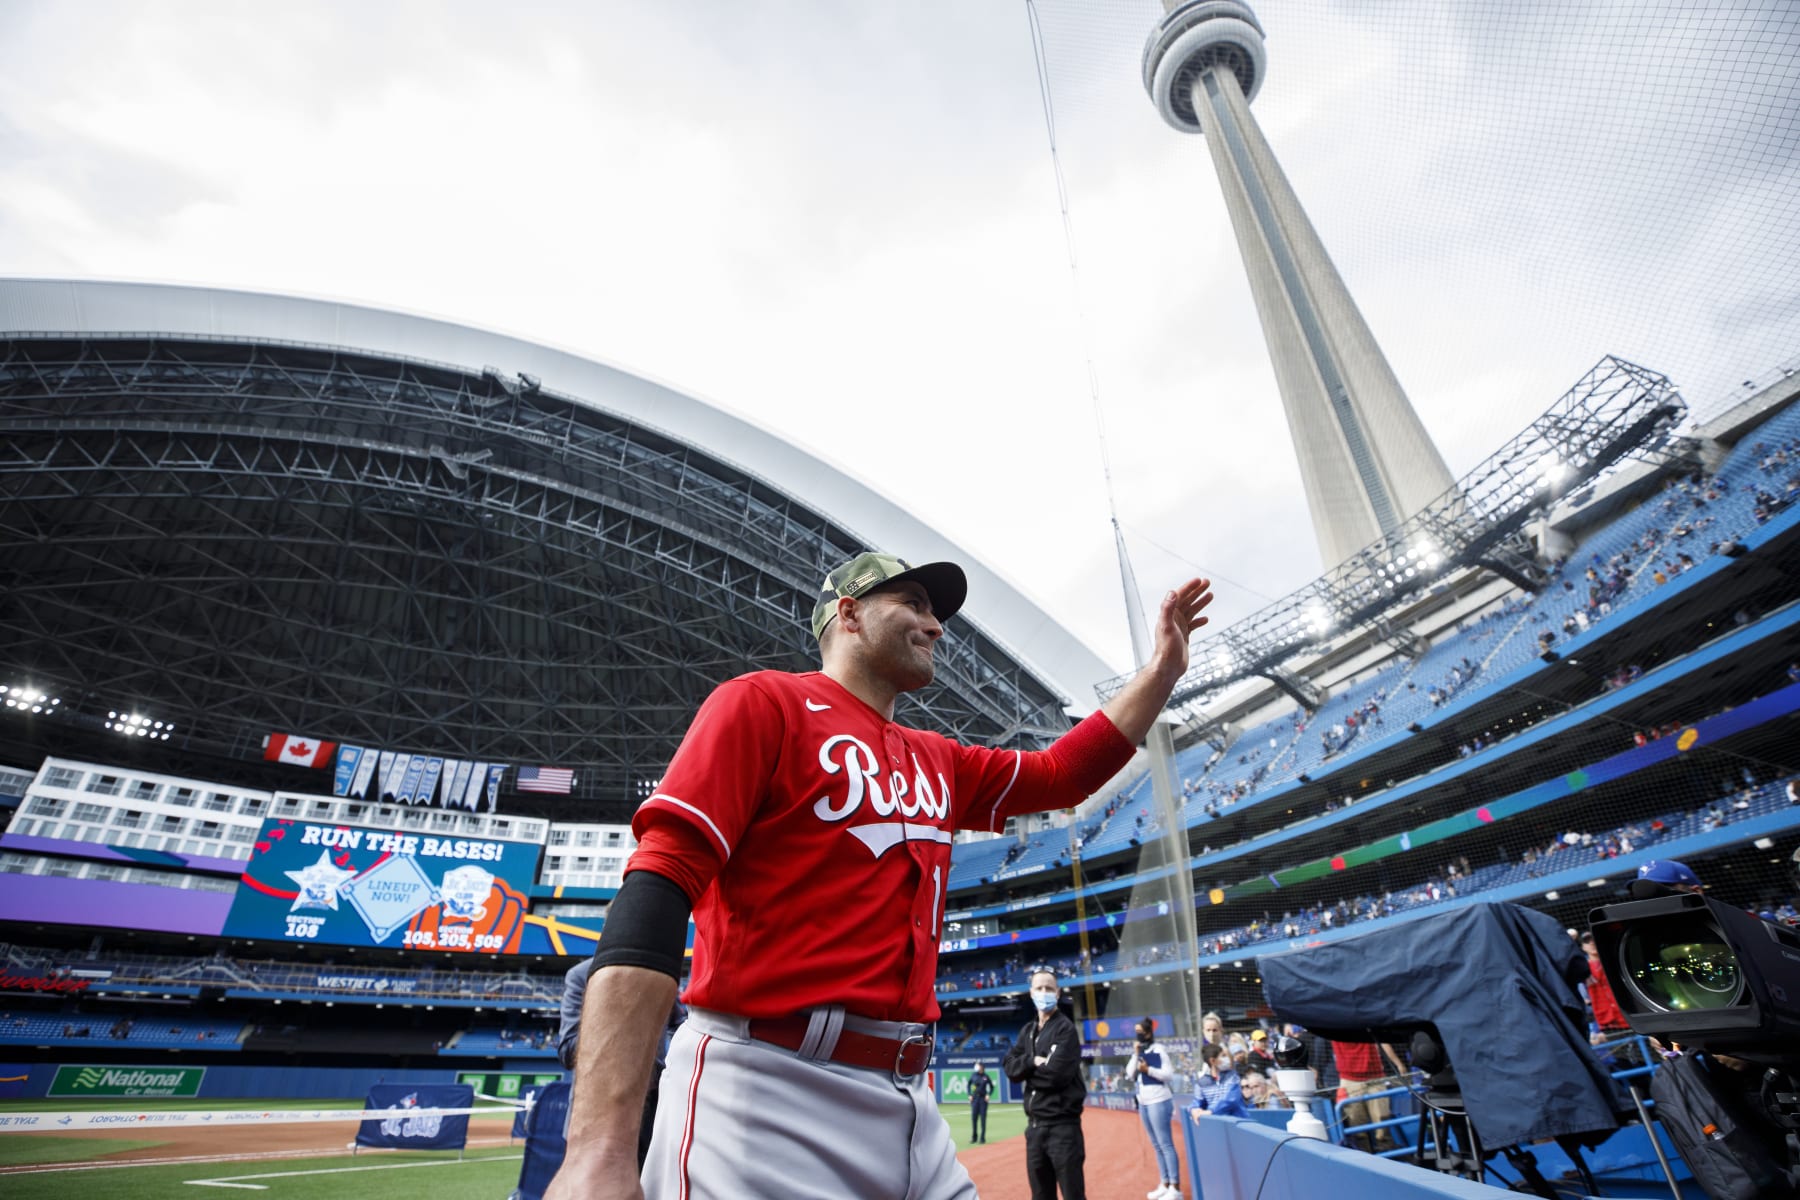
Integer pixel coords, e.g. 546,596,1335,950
941,0,1800,1062
1025,0,1800,434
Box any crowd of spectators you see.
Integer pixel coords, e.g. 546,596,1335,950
938,770,1799,999
0,1011,245,1046
0,949,565,1005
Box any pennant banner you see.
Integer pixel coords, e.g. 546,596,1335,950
350,747,379,800
485,765,506,813
332,746,364,797
416,757,445,808
397,755,427,805
438,759,465,808
385,753,413,804
462,763,487,811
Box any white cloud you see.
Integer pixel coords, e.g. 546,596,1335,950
2,0,1795,683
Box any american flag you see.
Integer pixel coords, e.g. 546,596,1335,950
517,766,575,794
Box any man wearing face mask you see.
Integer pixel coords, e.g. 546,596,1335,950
1003,968,1086,1200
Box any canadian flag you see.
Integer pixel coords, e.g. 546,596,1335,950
264,732,336,768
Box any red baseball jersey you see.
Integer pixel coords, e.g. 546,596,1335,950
628,669,1131,1023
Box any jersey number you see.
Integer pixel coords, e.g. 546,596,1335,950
930,864,942,938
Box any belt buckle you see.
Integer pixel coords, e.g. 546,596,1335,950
893,1031,933,1084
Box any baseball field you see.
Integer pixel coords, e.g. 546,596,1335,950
0,1097,1159,1199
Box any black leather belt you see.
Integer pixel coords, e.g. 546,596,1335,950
749,1014,933,1078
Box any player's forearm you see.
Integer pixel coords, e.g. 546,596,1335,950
1099,654,1184,746
559,966,675,1160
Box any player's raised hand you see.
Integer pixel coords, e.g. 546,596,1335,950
1151,578,1213,677
1098,577,1216,746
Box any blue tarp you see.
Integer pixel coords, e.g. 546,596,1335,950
356,1082,474,1151
1259,901,1624,1147
512,1081,570,1200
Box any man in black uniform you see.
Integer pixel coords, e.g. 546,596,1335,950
1004,968,1086,1200
968,1062,994,1144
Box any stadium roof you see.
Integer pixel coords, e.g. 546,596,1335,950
0,278,1115,820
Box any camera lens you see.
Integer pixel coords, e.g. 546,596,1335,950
1618,912,1743,1012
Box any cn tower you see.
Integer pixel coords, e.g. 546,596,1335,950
1144,0,1454,570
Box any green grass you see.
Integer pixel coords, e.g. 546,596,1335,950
939,1100,1026,1151
0,1148,524,1200
0,1097,1000,1197
0,1096,366,1112
0,1136,163,1166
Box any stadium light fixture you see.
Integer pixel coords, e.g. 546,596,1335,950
2,685,61,713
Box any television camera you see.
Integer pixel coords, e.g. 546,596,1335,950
1589,891,1800,1194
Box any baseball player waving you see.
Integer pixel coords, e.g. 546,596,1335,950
545,552,1212,1200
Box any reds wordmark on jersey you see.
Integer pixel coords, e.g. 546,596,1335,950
631,670,1124,1024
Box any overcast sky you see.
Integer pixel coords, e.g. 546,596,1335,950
3,0,1796,686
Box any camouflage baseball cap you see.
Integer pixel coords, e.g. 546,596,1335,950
810,552,968,640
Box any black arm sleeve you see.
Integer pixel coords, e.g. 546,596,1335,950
589,868,692,980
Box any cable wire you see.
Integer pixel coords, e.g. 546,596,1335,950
1023,0,1118,519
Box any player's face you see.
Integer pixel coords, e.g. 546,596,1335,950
855,582,942,691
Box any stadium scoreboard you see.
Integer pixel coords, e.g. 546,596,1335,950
223,817,586,954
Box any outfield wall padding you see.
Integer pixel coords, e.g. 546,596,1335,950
11,1061,474,1099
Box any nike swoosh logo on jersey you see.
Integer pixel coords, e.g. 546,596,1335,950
804,698,831,711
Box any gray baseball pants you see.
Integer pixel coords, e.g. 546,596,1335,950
640,1006,977,1200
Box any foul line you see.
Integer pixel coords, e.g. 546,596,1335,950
0,1136,518,1176
186,1153,522,1190
0,1103,520,1131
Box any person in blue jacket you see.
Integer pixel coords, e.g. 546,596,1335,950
1190,1039,1251,1122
